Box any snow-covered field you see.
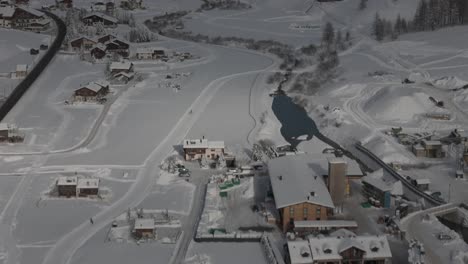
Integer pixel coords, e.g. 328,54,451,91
1,0,468,263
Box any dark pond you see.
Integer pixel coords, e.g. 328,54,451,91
271,95,319,148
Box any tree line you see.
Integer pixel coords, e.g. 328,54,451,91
372,0,468,41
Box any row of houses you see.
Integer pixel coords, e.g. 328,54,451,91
0,5,50,31
70,34,130,59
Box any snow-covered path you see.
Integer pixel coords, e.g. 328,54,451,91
41,44,277,264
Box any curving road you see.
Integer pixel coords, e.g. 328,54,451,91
0,10,66,122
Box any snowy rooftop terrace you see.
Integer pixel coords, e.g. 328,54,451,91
183,139,225,149
77,178,99,189
134,218,155,230
57,176,78,186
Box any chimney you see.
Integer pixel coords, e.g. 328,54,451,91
278,175,283,181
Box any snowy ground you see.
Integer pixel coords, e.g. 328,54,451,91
1,0,468,263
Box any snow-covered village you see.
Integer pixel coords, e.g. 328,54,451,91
0,0,468,263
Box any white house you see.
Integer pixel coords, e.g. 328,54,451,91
183,138,225,161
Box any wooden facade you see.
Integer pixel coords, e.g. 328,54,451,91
280,202,331,232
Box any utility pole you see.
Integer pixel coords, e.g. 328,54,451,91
448,183,451,203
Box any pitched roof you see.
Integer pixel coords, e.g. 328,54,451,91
268,154,334,209
304,235,392,262
110,61,133,70
84,12,117,23
16,6,44,17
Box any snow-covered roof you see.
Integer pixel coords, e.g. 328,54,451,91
415,178,431,185
184,138,208,148
77,178,99,189
288,240,313,264
362,175,393,192
16,64,28,72
57,176,78,186
17,6,44,17
208,141,225,149
303,235,392,261
183,139,225,149
343,157,364,176
93,79,109,88
92,43,106,51
294,220,358,229
113,72,134,78
134,218,155,230
0,123,9,131
0,6,15,17
136,47,166,54
84,12,118,23
268,154,334,209
422,140,442,146
110,61,133,70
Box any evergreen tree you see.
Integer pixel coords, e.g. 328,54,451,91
359,0,367,10
336,30,345,50
321,22,335,50
373,13,385,41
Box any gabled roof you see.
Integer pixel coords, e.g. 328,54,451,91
79,80,109,93
16,6,44,17
268,154,334,209
83,12,117,23
339,238,366,253
110,61,133,70
70,36,97,44
57,176,78,186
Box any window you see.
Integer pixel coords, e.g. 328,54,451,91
289,207,294,217
303,207,308,220
316,207,321,216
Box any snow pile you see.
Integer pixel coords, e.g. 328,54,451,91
408,72,427,83
432,76,468,90
365,136,413,164
364,86,435,124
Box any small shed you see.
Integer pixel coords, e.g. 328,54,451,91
16,64,28,78
0,123,9,139
57,176,78,197
77,178,99,197
134,218,155,239
415,178,430,191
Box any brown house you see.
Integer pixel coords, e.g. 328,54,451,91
74,80,109,100
134,218,155,239
183,138,225,161
82,12,117,27
77,178,99,197
57,176,78,197
109,61,133,74
70,36,97,52
13,6,49,31
268,154,335,232
90,44,106,59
